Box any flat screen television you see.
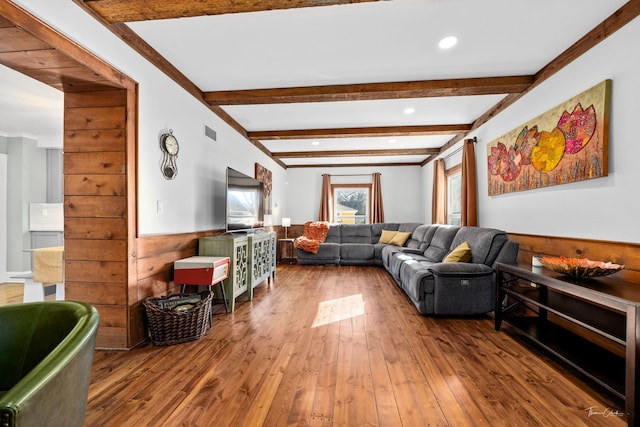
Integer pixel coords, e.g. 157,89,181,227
226,167,265,232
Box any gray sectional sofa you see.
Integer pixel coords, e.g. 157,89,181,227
296,223,519,315
297,222,421,266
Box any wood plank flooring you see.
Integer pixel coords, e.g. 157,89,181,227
0,282,23,305
0,282,56,305
81,265,626,426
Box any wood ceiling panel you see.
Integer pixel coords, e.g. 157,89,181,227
0,47,112,91
82,0,378,23
0,26,52,52
25,65,102,84
0,15,13,27
61,80,126,93
0,49,81,70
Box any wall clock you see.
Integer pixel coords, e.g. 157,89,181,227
160,129,179,180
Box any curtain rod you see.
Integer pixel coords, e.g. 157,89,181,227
443,146,463,161
322,173,380,177
442,137,477,161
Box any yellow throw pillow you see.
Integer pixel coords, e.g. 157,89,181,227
378,229,398,244
443,241,472,262
388,231,411,246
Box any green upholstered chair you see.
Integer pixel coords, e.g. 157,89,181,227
0,301,99,427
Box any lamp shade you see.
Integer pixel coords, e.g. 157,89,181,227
281,218,291,227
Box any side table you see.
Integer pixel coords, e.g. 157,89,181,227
495,262,639,425
174,256,230,313
278,238,296,264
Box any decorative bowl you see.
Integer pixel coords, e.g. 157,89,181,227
538,256,625,279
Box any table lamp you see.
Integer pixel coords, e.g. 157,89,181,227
282,217,291,239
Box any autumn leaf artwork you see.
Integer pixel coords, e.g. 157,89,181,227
487,80,610,195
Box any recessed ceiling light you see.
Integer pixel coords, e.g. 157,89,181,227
438,35,459,50
311,141,320,146
403,107,415,115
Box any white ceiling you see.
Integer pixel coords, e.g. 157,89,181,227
0,0,628,162
0,63,63,145
128,1,620,90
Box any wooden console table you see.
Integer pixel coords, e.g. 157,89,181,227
495,262,640,426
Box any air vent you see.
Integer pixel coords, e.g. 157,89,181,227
204,125,217,141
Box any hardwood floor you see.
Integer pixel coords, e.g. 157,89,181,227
85,265,625,426
0,282,56,305
0,282,23,305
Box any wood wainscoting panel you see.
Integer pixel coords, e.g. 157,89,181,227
136,250,192,280
136,270,173,301
130,230,223,345
278,224,303,241
509,233,640,284
508,232,640,365
136,230,208,257
135,230,222,297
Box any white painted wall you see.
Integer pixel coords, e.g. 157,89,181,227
10,1,640,244
13,0,286,235
285,165,424,224
0,153,7,280
5,136,47,272
135,80,285,233
433,16,640,243
421,162,434,224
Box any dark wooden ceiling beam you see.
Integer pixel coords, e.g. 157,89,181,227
81,0,378,23
273,148,439,158
205,76,533,105
72,0,289,169
535,0,640,84
0,3,136,92
286,161,423,168
249,124,471,141
437,0,640,157
76,0,640,168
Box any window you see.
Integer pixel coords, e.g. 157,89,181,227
446,166,461,226
332,184,371,224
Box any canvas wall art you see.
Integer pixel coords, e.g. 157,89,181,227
487,79,610,196
255,163,273,214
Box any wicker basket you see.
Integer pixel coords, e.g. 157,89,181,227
143,291,213,346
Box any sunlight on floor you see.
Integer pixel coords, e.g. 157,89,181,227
312,293,365,328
